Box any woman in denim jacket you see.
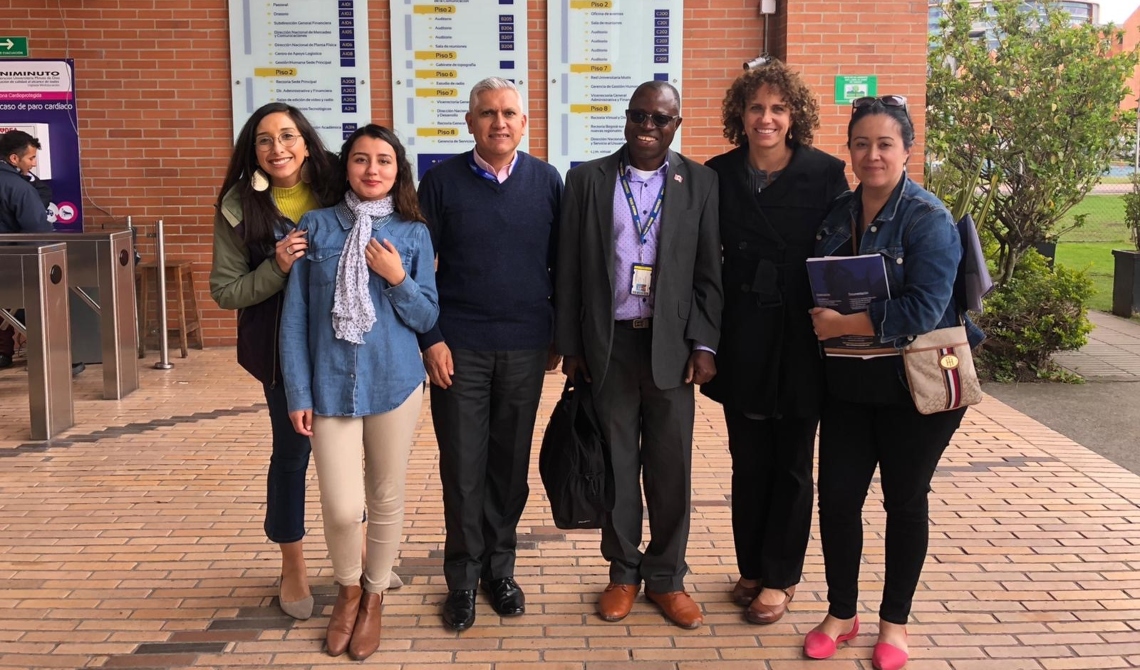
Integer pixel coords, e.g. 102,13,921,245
279,125,438,661
802,98,979,670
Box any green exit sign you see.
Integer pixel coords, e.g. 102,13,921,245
0,37,29,58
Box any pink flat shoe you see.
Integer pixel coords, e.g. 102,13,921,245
872,639,909,670
803,616,860,659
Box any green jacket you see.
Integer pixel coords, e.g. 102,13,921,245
209,185,289,311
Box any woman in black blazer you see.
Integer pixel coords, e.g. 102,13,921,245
701,60,848,625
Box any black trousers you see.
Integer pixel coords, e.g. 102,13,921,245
262,382,311,544
817,394,966,624
594,326,694,593
724,409,817,589
432,347,547,590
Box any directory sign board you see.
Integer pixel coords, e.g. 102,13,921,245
548,0,684,174
229,0,372,151
391,0,530,180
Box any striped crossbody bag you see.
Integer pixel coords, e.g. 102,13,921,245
901,319,982,414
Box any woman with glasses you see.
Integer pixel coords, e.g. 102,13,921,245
210,102,339,621
803,96,982,670
279,124,438,660
700,60,848,626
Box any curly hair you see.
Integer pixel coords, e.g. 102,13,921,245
721,60,820,148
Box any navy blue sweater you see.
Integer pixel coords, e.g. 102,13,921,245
417,151,563,351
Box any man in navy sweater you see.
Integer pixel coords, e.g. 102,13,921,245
417,77,563,631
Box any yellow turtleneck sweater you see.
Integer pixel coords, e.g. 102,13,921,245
271,181,321,224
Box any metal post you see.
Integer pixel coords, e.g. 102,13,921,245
153,219,174,370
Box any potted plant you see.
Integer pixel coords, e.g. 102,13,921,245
1112,170,1140,317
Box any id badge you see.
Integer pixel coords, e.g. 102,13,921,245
631,263,653,297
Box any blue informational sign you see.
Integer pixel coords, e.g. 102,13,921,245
0,58,83,230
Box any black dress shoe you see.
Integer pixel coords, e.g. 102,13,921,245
442,589,476,631
482,577,525,616
0,354,11,369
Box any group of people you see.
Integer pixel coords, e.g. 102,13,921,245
209,60,977,670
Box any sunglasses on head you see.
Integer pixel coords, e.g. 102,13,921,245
851,95,908,113
625,109,678,128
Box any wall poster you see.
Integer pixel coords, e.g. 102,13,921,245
548,0,684,175
391,0,530,180
0,59,82,230
229,0,372,151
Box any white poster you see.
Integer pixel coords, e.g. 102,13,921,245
548,0,684,174
391,0,530,180
229,0,372,152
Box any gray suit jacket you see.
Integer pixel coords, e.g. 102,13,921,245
555,148,723,390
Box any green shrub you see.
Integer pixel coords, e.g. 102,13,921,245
975,249,1094,382
1124,170,1140,251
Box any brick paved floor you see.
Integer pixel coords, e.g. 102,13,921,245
1055,311,1140,381
1,349,1138,669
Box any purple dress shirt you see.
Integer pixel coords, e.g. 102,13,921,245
612,162,666,321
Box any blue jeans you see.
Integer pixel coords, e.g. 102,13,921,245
263,382,311,544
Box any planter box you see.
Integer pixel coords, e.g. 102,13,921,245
1112,249,1140,317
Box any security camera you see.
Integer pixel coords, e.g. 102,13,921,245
743,55,769,70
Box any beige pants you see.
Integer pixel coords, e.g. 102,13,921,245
310,388,422,593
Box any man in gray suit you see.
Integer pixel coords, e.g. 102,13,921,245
555,81,722,629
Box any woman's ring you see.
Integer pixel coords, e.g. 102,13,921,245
287,245,294,254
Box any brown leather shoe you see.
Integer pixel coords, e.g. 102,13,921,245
731,578,761,607
596,583,639,622
325,583,362,657
745,585,795,625
646,590,703,629
348,590,382,661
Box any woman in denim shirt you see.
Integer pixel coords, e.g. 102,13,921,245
802,98,978,670
279,125,438,661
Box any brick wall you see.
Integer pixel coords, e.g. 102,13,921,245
2,0,926,345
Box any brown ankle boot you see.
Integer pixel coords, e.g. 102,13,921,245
348,590,382,660
325,583,362,657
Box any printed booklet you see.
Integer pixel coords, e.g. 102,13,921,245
806,254,898,358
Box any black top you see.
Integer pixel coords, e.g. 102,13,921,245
700,144,848,418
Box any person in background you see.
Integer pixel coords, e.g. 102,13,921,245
209,102,340,621
556,81,722,630
0,130,57,371
417,77,563,632
701,61,848,625
803,96,982,670
280,124,438,660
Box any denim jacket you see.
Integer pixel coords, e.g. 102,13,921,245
816,176,984,350
280,203,439,416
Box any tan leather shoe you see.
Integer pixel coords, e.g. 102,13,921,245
597,583,639,622
325,583,362,657
646,590,703,629
731,577,761,607
745,585,795,625
348,590,382,661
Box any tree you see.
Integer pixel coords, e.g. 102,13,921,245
927,0,1138,285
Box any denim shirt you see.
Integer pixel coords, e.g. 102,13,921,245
815,176,984,350
280,203,439,416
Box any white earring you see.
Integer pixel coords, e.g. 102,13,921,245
251,169,270,192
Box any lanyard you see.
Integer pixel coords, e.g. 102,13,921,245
619,161,665,245
467,153,500,183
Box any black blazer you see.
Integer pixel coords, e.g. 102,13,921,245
555,148,722,391
700,144,848,418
